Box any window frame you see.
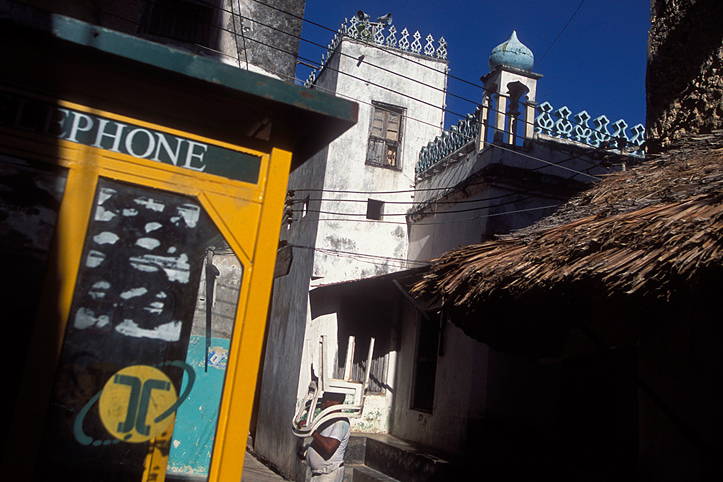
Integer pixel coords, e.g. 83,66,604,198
366,102,404,170
366,198,385,220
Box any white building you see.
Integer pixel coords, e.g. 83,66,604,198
251,15,449,481
252,19,648,480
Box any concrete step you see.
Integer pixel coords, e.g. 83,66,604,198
346,464,400,482
345,435,368,465
347,434,456,482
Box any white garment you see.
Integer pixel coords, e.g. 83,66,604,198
306,418,350,476
310,465,345,482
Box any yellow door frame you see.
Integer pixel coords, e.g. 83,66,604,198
2,96,291,482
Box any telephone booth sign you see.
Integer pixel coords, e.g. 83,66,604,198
0,7,356,482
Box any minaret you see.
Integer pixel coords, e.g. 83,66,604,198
478,31,542,149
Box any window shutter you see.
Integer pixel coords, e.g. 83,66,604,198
367,104,403,170
367,137,386,165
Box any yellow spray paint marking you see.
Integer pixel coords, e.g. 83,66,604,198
99,365,177,443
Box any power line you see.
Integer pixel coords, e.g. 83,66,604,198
297,68,622,180
149,0,478,120
293,194,532,218
289,243,430,267
97,2,630,183
293,203,561,226
289,134,618,200
107,1,639,154
290,39,634,168
293,153,594,218
109,0,640,144
291,190,523,205
247,0,485,93
231,11,481,112
251,0,639,144
535,0,587,68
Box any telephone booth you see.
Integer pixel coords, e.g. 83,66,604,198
0,6,356,482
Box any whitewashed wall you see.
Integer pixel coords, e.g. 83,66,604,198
313,39,447,283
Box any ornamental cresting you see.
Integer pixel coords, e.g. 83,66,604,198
417,102,646,175
304,16,447,88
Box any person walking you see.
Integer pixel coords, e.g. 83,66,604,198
305,394,349,482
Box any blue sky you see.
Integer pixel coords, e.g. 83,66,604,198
296,0,650,132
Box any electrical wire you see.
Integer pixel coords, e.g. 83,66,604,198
139,0,484,115
289,243,430,268
247,0,484,92
293,193,532,218
289,136,610,205
292,203,560,226
289,134,618,202
97,2,632,184
290,190,523,205
288,142,602,222
109,0,641,145
246,0,640,146
293,71,623,181
85,3,629,271
290,40,634,169
535,0,587,68
101,1,639,152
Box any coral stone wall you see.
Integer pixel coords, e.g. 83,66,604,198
246,0,305,81
646,0,723,154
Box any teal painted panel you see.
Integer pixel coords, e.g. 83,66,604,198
167,335,229,477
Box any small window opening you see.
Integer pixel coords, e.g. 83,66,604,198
366,199,384,220
301,196,310,218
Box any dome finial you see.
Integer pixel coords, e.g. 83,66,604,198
489,30,534,72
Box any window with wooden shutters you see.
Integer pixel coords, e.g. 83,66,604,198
366,103,403,169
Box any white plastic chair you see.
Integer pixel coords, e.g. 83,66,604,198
291,335,375,437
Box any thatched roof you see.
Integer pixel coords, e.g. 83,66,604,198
411,132,723,356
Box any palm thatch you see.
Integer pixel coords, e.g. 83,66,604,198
412,132,723,342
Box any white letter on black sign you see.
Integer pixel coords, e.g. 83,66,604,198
125,128,156,159
43,108,69,138
152,133,183,166
183,141,208,171
93,119,127,152
67,111,94,143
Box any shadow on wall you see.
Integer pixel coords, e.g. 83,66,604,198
336,295,399,393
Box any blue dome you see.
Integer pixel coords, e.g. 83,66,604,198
489,31,534,72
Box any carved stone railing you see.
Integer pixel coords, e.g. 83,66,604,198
534,101,645,154
304,16,447,88
416,107,480,175
416,102,646,176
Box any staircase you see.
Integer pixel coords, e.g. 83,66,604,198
342,434,459,482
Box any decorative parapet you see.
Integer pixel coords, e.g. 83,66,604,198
304,16,447,88
416,102,646,177
534,101,645,153
416,107,480,175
